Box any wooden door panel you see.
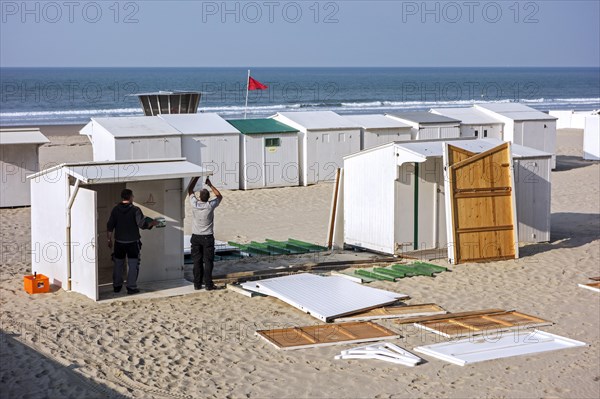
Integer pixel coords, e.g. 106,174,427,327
447,143,517,264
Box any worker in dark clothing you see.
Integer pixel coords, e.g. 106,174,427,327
107,189,156,295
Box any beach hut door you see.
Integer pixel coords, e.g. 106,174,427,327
70,186,99,300
444,143,518,264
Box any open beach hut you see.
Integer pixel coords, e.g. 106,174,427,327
343,138,551,263
272,111,361,186
0,128,50,207
475,103,558,169
430,107,504,139
227,118,299,189
80,116,182,161
159,113,241,190
343,114,412,150
28,158,210,301
385,111,461,140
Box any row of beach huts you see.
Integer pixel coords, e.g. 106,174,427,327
3,104,600,203
3,104,599,300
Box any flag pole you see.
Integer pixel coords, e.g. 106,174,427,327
244,69,250,119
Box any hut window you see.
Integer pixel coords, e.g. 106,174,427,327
265,138,281,147
338,133,346,142
484,130,488,137
474,130,479,137
322,133,330,143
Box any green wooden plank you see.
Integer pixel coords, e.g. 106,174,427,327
244,244,272,255
373,267,406,279
287,238,328,252
264,239,307,254
250,241,289,255
354,269,395,282
390,264,432,277
266,244,292,255
411,262,448,273
227,241,248,250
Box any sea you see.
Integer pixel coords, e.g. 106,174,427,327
1,67,599,126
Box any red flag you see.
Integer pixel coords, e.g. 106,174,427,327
248,76,268,90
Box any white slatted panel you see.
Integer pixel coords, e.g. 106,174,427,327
414,330,586,366
242,274,406,322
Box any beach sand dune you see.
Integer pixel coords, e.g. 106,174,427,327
1,129,598,398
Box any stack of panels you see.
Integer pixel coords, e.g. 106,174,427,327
335,342,422,367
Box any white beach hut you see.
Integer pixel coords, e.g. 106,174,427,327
343,114,412,150
158,113,241,190
227,118,299,190
80,116,182,161
272,111,361,186
385,111,461,140
548,110,588,129
583,114,600,161
475,103,558,169
28,158,210,301
343,138,551,259
430,107,504,139
0,128,50,207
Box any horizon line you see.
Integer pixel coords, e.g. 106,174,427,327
1,65,599,69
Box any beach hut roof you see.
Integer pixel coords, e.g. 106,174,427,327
344,138,551,163
27,158,210,184
343,114,412,129
475,103,557,121
89,116,182,138
386,111,460,124
274,111,360,130
158,113,240,135
0,128,50,145
430,107,504,125
227,118,298,135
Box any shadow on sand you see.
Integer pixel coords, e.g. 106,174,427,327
554,155,598,172
519,212,600,258
0,333,125,398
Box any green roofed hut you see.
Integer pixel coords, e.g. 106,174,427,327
227,118,299,190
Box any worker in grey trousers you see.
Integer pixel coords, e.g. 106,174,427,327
188,176,222,290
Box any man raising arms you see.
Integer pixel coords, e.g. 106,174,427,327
188,176,223,290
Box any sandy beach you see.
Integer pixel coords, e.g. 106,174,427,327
1,127,599,398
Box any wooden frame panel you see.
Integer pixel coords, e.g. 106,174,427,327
257,321,398,350
446,143,518,264
414,310,552,338
334,304,446,322
396,309,506,324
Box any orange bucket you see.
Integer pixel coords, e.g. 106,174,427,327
24,274,50,294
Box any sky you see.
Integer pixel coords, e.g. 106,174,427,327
1,0,599,67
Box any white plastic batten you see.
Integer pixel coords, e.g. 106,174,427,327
65,178,81,291
335,353,419,367
578,283,600,293
341,342,421,361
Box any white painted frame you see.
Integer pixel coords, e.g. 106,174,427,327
414,330,586,366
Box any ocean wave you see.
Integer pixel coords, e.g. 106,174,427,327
1,97,599,126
